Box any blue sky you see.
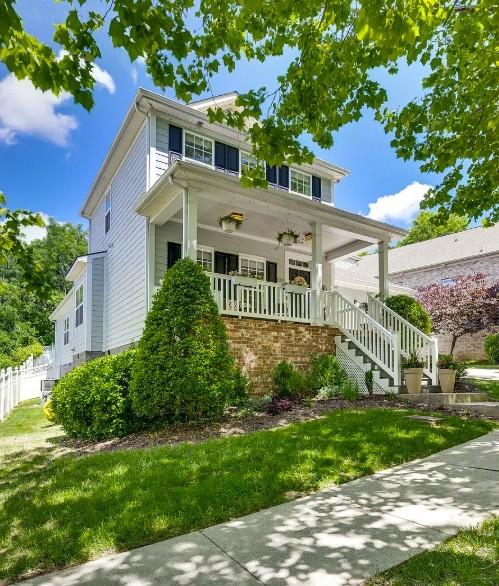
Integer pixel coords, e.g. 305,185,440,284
0,1,442,235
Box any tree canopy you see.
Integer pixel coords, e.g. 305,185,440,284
396,210,469,247
1,1,497,223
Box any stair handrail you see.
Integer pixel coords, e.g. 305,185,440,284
367,294,438,385
330,290,400,385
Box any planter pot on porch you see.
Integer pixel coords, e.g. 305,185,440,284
438,368,456,393
221,219,238,233
284,283,308,294
404,368,423,394
231,275,260,287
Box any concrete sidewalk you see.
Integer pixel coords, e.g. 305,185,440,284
24,431,499,586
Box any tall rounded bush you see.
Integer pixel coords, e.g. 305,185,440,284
384,294,431,334
484,333,499,364
51,350,137,440
130,258,247,423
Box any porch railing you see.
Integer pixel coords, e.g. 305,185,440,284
209,273,312,323
367,294,438,384
324,290,400,384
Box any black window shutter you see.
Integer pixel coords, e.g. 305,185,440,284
169,125,183,154
167,242,181,268
228,254,239,273
214,252,225,274
266,261,277,283
215,142,226,168
312,175,322,200
278,165,289,189
226,145,239,173
266,164,277,184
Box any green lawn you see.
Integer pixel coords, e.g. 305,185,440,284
466,378,499,401
0,401,495,582
368,516,499,585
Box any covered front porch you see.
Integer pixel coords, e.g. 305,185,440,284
138,159,405,327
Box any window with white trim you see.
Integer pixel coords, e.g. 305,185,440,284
105,191,111,233
75,285,84,328
184,131,213,166
290,169,312,197
240,255,265,279
240,151,259,174
196,246,214,272
63,316,70,345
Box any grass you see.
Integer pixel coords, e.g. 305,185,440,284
466,378,499,401
0,402,495,582
367,516,499,585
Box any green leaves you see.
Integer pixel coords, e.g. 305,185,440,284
1,0,497,222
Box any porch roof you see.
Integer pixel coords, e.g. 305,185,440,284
136,160,406,259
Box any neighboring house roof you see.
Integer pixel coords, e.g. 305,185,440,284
342,224,499,280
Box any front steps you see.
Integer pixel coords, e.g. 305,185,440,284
335,335,398,394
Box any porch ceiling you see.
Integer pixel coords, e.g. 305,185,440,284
136,160,406,259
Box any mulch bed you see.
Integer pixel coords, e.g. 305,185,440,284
62,395,497,456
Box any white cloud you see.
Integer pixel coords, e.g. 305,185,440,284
131,56,146,85
91,63,116,94
22,212,50,243
366,182,432,224
0,75,78,146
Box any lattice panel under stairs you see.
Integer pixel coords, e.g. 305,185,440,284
335,344,386,395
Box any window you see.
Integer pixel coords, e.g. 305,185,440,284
289,258,310,269
105,191,111,233
196,247,214,272
240,151,259,174
290,169,312,196
75,285,84,328
240,255,265,279
184,131,213,166
63,316,70,345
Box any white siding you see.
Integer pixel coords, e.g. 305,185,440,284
72,273,86,353
154,222,332,287
54,295,74,369
322,178,333,204
155,117,169,181
90,256,105,350
88,123,148,351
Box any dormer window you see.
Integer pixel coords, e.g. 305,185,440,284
184,131,213,166
290,169,312,197
105,191,111,233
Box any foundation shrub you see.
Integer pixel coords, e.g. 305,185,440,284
272,361,304,399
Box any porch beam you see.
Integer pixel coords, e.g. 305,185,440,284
149,193,183,225
324,239,372,262
311,222,324,324
378,239,390,299
182,188,197,261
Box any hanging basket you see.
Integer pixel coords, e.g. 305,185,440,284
218,214,243,233
221,219,238,233
276,230,300,247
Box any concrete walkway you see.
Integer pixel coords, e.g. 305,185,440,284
467,367,499,381
24,431,499,586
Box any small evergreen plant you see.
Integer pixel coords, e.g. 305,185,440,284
130,258,247,423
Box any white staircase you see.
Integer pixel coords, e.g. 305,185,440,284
324,290,439,393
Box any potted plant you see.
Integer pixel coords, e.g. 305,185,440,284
218,213,243,233
284,275,309,293
402,350,424,394
437,354,457,393
229,271,263,286
276,229,300,247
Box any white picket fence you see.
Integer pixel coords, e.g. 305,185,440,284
0,353,51,421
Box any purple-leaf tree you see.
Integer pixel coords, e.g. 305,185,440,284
417,273,499,355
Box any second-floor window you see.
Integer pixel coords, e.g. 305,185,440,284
105,191,111,233
196,246,214,272
240,255,265,279
184,131,213,166
290,169,312,197
75,285,84,328
240,151,259,174
63,316,70,345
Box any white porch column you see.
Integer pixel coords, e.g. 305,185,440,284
182,188,197,261
378,239,389,299
311,222,324,324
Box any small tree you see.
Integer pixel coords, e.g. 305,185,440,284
130,258,246,423
417,273,498,355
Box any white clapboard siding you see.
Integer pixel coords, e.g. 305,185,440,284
72,272,87,353
88,123,148,352
53,294,75,371
155,117,169,181
90,256,105,351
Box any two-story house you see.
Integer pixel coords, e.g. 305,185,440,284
50,89,439,393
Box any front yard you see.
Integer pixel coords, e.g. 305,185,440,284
0,400,495,582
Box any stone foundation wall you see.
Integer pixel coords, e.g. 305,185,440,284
222,316,340,394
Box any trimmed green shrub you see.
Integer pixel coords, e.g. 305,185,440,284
130,258,247,423
384,294,432,334
272,361,304,398
309,354,348,392
484,333,499,364
51,350,138,440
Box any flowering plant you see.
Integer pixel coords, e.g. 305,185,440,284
290,275,308,287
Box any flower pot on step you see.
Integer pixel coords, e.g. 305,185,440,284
404,367,423,394
438,368,456,393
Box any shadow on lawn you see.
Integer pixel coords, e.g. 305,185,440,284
0,410,495,583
